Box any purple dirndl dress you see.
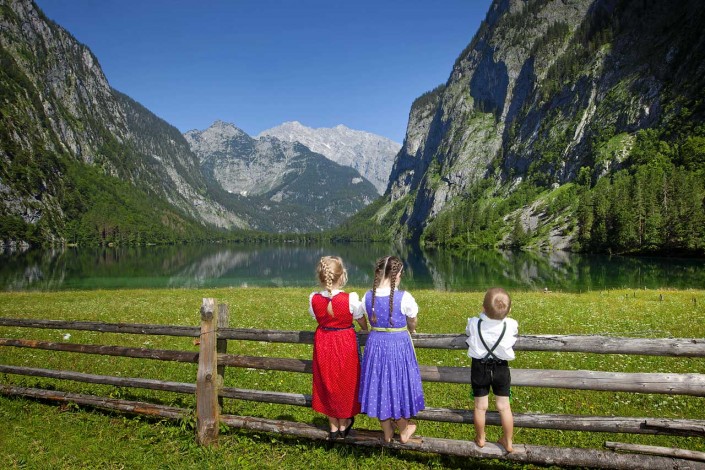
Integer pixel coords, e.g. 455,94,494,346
358,289,425,420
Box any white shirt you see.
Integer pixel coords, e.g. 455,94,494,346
308,290,363,320
465,312,518,361
356,288,419,319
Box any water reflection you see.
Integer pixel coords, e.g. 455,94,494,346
0,243,703,291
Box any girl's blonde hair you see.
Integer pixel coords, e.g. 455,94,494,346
316,256,348,316
483,287,512,320
370,255,403,326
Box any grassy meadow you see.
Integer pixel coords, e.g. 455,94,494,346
0,287,704,469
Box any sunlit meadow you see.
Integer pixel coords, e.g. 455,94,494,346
0,287,703,469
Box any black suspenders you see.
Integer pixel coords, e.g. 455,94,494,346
477,319,506,361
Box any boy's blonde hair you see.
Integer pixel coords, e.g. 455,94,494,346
316,256,348,316
483,287,512,320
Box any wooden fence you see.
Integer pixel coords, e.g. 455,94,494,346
1,298,705,469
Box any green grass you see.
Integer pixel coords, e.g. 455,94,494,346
1,287,704,469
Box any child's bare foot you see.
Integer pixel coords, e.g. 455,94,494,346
381,419,395,443
498,434,514,453
399,420,417,444
474,435,485,448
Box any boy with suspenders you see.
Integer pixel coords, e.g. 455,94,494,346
465,287,518,452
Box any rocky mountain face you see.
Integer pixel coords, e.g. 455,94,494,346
379,0,705,248
185,122,379,232
0,0,384,245
259,121,400,194
0,0,246,247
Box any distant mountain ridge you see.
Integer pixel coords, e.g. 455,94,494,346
0,0,386,246
259,121,400,194
185,121,379,232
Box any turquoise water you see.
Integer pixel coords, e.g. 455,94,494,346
1,243,703,291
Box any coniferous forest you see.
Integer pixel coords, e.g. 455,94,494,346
421,124,705,255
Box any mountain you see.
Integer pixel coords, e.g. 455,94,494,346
185,121,379,233
258,121,401,194
0,0,382,247
357,0,705,254
0,0,247,247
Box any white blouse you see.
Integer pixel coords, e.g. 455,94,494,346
356,287,419,319
465,312,518,361
308,290,363,320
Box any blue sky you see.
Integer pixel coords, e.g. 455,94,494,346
36,0,493,143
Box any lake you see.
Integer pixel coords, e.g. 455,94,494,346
1,243,703,292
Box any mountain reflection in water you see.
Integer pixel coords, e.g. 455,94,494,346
1,244,703,292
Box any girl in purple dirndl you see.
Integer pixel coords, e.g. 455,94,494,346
357,256,425,443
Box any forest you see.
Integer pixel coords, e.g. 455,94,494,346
422,123,705,256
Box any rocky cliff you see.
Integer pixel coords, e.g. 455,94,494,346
185,122,379,232
0,0,385,245
0,0,246,246
258,121,401,194
378,0,705,250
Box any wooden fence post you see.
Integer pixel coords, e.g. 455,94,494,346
217,303,229,409
196,298,219,445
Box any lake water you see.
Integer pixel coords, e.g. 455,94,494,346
1,243,703,292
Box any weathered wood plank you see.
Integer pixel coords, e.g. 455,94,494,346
218,328,315,344
2,317,703,357
0,365,195,394
416,408,705,437
2,366,702,438
420,365,705,396
220,387,310,406
216,329,705,357
413,333,705,357
218,354,312,373
218,354,705,396
196,298,219,446
605,441,705,462
216,386,705,437
216,303,229,409
0,337,198,362
3,335,702,396
0,384,188,420
643,420,705,437
0,318,199,337
218,414,704,470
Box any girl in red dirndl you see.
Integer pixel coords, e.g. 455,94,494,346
309,256,368,440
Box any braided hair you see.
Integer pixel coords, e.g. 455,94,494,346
370,257,387,324
386,257,403,326
370,256,403,326
316,256,347,316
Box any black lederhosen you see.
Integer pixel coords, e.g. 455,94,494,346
471,357,511,397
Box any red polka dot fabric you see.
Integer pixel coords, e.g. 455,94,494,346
311,292,362,418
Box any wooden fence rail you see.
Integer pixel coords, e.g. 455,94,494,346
2,317,705,356
1,364,704,438
1,299,704,470
3,337,703,396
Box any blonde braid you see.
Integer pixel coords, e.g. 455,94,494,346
316,257,337,317
324,261,335,316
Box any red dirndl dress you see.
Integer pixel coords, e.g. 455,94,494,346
311,292,361,418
